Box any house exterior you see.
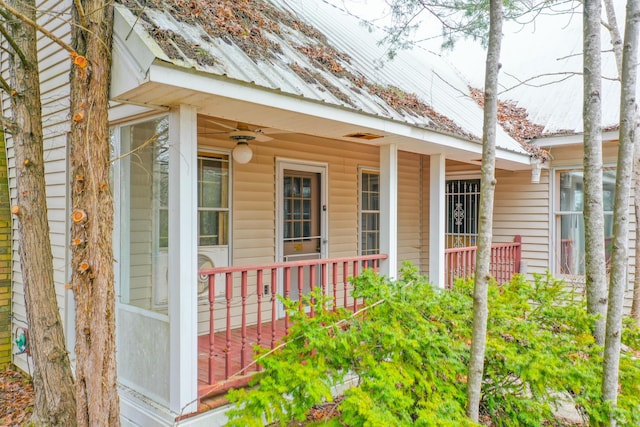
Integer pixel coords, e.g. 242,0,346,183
2,0,635,425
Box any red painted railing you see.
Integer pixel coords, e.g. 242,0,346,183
444,235,522,288
198,254,387,391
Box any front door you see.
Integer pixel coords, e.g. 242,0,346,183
277,161,327,315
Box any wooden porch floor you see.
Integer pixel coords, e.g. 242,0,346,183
197,318,289,398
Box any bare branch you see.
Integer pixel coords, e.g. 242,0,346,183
0,72,13,94
0,0,74,53
0,114,16,134
0,12,29,66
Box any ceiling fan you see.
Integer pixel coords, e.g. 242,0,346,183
198,118,275,142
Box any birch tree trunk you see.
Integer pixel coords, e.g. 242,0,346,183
6,0,77,424
604,0,640,328
583,0,608,346
69,1,119,425
465,0,502,420
602,0,640,421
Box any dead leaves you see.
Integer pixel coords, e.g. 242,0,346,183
0,367,34,426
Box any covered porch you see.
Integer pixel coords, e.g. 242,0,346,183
195,236,522,403
112,109,531,421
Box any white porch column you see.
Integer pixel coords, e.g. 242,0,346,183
168,105,198,414
429,154,446,288
380,143,398,279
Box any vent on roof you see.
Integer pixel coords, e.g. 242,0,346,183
343,132,384,140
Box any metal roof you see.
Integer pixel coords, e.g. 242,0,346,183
115,0,529,156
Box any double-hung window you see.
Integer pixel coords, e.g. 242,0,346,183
555,168,615,275
359,169,380,255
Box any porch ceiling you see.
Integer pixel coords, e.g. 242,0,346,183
112,64,532,171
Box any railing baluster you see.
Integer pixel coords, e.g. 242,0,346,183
332,262,338,311
321,263,328,311
225,272,233,380
297,266,304,313
208,274,216,385
271,268,277,349
256,269,263,351
352,261,359,312
342,261,348,309
284,266,291,333
240,271,248,374
310,264,316,317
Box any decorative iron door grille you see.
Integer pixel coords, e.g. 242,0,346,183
446,179,480,248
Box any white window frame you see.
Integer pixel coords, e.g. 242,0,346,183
551,165,616,277
358,167,380,256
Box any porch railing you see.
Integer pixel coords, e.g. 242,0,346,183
198,254,387,394
444,235,522,289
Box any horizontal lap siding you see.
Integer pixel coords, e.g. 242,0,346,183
397,151,422,272
198,134,379,331
421,157,430,277
493,169,550,277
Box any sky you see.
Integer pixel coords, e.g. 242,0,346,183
323,0,627,132
324,0,598,86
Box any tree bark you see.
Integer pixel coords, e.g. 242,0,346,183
583,0,608,346
465,0,502,421
69,1,119,425
602,0,640,422
603,0,640,328
6,0,77,424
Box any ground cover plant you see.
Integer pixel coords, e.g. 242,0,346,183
226,266,640,426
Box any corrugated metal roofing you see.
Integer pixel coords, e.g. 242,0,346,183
115,0,529,156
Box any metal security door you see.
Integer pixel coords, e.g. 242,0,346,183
445,179,480,248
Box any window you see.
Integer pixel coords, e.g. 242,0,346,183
283,174,316,241
446,179,480,248
555,169,615,275
117,116,169,310
198,155,229,246
359,170,380,255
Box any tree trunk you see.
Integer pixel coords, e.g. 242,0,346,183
465,0,503,421
583,0,608,346
69,2,119,425
6,0,77,424
604,0,640,328
633,172,640,323
602,0,640,421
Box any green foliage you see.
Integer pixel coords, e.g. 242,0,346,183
226,266,640,426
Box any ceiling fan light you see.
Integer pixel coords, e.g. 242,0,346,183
232,140,253,164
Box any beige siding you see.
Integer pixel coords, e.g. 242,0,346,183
420,157,430,277
198,134,381,330
494,169,550,277
397,151,422,270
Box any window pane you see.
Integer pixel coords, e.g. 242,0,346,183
199,211,228,246
557,168,617,276
603,170,616,211
119,115,170,310
559,213,585,275
560,171,584,211
199,157,229,208
360,171,380,255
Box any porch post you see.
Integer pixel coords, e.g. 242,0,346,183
168,104,198,414
380,143,398,279
429,154,446,288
